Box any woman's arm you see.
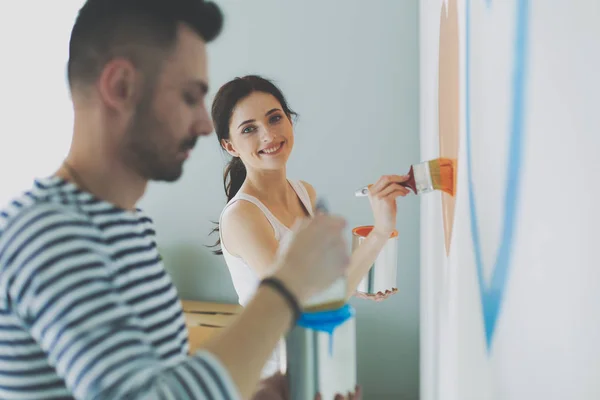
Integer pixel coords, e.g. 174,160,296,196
221,200,280,278
300,177,410,300
223,175,408,303
344,175,411,297
344,228,392,297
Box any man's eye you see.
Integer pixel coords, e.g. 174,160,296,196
183,92,199,105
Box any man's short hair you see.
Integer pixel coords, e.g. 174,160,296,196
67,0,223,88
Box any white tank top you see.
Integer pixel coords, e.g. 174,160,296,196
219,179,314,306
218,179,314,377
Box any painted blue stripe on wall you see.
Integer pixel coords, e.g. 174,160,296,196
465,0,530,350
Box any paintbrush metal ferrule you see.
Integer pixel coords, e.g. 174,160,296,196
412,161,434,195
354,160,436,197
354,186,369,197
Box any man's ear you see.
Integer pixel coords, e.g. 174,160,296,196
97,58,141,112
221,139,240,157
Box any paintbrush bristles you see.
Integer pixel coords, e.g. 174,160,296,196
428,157,456,196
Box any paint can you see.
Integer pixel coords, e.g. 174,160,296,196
286,304,357,400
352,226,399,294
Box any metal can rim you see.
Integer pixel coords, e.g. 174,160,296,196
351,225,398,238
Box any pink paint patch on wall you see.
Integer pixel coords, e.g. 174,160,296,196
438,0,460,255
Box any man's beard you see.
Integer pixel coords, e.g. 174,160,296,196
122,96,196,182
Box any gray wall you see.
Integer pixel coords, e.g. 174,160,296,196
138,1,420,398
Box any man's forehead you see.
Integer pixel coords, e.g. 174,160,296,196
162,24,208,82
176,23,207,49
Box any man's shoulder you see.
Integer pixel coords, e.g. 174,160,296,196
0,183,101,304
0,180,99,265
1,198,89,231
1,180,89,233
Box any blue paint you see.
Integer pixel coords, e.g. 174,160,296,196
465,0,529,350
297,304,355,355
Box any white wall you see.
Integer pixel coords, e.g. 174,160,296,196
420,1,600,400
0,1,82,207
0,1,421,399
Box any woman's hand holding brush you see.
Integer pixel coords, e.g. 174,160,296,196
366,174,411,237
350,174,410,302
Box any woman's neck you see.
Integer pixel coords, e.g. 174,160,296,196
244,167,293,207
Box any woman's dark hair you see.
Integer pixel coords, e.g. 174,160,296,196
209,75,298,254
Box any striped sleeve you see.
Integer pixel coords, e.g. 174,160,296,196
0,204,240,400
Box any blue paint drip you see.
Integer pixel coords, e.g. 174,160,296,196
297,304,355,356
465,0,530,350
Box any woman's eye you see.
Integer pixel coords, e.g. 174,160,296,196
242,126,255,134
270,115,282,123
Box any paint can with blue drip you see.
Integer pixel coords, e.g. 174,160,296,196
286,303,357,400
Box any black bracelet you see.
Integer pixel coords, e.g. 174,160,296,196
259,277,302,324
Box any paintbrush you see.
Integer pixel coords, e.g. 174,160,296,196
315,197,329,213
354,157,456,197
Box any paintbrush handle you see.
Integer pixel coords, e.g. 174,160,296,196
315,197,329,213
354,167,417,196
401,166,418,194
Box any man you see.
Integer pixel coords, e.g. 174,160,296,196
0,0,352,398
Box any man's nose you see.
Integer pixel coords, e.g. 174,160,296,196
195,106,214,137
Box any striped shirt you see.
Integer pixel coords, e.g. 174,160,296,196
0,177,239,400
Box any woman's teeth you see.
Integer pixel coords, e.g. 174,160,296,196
262,143,282,154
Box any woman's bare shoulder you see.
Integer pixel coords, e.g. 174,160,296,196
221,199,270,232
220,199,279,274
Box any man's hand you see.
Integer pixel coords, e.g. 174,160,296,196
251,373,362,400
316,385,362,400
272,213,350,306
251,372,288,400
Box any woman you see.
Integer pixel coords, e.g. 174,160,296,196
210,75,410,378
